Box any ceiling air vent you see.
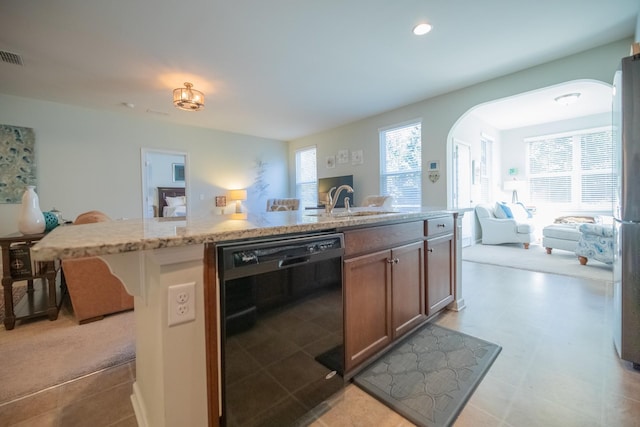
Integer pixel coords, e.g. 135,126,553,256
0,50,24,66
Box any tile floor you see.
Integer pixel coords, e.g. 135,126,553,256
0,360,137,426
2,261,640,426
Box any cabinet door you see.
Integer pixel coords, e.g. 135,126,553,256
391,241,425,339
425,234,454,316
344,249,392,373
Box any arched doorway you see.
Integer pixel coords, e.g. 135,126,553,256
448,79,613,246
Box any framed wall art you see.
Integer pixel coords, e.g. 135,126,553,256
337,149,349,164
326,156,336,169
172,163,185,182
0,124,36,203
351,150,363,165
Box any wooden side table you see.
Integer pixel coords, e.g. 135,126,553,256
0,232,66,330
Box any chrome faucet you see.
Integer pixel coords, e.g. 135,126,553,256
326,185,354,214
324,186,336,212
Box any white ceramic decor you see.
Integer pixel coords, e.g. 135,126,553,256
18,186,46,235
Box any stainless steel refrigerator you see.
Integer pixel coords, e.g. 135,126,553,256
612,53,640,370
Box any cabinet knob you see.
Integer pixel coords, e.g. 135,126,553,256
427,248,434,253
394,258,399,264
437,223,445,228
387,258,400,264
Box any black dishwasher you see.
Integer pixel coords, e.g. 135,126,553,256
218,232,345,426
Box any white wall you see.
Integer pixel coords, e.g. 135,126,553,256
147,152,186,191
288,38,633,208
0,95,289,235
447,105,613,209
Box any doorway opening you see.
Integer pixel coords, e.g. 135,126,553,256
140,148,189,219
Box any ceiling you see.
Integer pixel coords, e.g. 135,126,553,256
0,1,637,141
471,80,615,130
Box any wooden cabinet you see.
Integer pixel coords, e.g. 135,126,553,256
343,222,425,373
391,241,425,337
344,249,392,372
425,216,455,316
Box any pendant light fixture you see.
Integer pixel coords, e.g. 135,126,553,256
173,82,205,111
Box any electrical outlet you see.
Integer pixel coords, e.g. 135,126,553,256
168,282,196,326
176,291,189,304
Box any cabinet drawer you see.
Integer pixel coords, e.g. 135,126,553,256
425,215,454,237
344,221,423,257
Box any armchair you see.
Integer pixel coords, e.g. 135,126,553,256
575,223,614,265
475,203,536,249
361,195,394,208
266,198,300,211
61,211,134,324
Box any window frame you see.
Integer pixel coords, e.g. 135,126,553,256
480,134,493,203
379,119,422,208
525,126,613,211
294,145,317,209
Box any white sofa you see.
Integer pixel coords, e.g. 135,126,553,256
542,215,610,255
475,202,536,249
542,223,583,254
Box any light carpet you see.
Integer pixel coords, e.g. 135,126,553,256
462,243,613,282
0,304,135,404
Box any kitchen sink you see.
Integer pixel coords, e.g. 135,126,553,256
337,210,397,217
306,210,398,218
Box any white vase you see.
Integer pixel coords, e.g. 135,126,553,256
18,186,46,235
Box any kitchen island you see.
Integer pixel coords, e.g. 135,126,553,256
31,207,466,427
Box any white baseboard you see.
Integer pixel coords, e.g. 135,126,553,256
447,298,466,312
130,382,149,427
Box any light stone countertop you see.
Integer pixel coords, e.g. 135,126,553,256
30,207,455,261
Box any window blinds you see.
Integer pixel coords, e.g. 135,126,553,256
380,122,422,207
527,127,613,210
295,146,317,209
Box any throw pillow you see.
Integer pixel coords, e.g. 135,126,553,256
494,202,513,219
554,215,595,224
166,196,186,207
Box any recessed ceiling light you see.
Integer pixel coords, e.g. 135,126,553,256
413,23,432,36
554,92,581,106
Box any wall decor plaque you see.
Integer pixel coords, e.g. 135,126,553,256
337,149,349,164
0,124,36,203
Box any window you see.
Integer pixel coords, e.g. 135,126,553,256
380,121,422,207
527,127,613,210
480,135,493,203
295,146,317,209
